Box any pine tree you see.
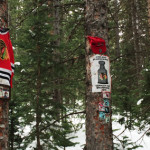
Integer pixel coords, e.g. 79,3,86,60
8,0,150,149
109,0,150,147
9,0,85,149
85,0,113,149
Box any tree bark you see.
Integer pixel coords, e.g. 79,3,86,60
130,0,142,79
35,2,42,150
114,0,120,57
148,0,150,35
85,0,113,150
36,52,42,150
9,108,14,150
52,0,62,117
0,0,9,149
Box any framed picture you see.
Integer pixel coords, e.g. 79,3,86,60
99,112,105,120
0,84,11,100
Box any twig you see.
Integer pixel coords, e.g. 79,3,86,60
113,134,124,149
16,0,49,26
40,110,86,132
110,50,150,63
136,128,150,143
54,2,85,7
117,128,127,138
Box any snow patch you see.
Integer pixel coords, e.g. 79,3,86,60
137,99,143,105
14,62,20,65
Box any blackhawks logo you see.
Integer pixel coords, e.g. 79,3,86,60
0,39,9,60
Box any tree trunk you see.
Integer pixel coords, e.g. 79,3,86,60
35,2,42,149
114,0,120,57
0,0,9,149
148,0,150,35
52,0,62,117
85,0,113,150
36,53,42,150
9,108,14,150
130,0,141,76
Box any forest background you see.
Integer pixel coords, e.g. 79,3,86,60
8,0,150,149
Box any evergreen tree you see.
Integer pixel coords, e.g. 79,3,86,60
8,0,150,149
9,0,85,149
85,0,113,149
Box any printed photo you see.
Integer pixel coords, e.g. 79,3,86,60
104,99,109,107
0,87,3,98
105,107,109,113
102,92,111,99
105,114,110,123
99,101,105,112
0,85,10,100
99,112,105,120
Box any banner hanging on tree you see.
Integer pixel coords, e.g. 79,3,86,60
90,55,111,92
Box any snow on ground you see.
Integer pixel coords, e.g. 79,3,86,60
66,116,150,150
24,115,150,150
113,122,150,150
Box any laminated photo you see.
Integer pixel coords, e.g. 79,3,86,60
90,55,111,93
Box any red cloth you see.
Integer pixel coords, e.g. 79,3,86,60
87,36,106,54
0,29,14,88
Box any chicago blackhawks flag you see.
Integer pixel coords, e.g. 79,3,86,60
0,28,14,88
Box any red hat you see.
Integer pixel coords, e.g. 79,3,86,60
87,36,106,54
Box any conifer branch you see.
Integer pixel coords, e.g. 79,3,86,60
110,50,150,63
54,2,85,8
67,18,84,41
15,1,85,27
40,110,85,132
62,54,85,64
116,128,127,137
65,43,84,59
16,0,49,26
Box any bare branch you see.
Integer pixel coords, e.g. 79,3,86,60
136,128,150,143
40,110,86,132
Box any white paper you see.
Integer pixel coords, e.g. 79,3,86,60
90,55,111,92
